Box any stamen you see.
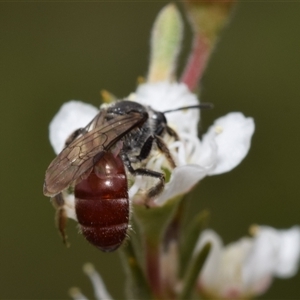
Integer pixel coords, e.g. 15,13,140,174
249,224,259,236
168,141,186,166
179,132,202,164
214,125,223,134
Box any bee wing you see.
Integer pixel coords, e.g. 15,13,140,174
44,110,147,197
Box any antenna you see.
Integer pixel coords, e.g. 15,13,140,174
163,103,213,114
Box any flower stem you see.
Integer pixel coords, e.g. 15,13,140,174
120,241,152,300
145,236,163,299
133,198,182,299
179,210,210,278
180,34,210,92
179,242,211,300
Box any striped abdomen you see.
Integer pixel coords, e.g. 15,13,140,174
75,152,129,252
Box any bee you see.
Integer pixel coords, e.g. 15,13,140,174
44,100,211,251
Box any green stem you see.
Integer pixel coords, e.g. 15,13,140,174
133,197,182,299
145,236,163,299
120,241,152,300
179,210,210,278
179,242,211,300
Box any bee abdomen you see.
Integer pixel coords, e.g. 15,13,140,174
75,197,129,251
74,153,129,252
80,222,128,252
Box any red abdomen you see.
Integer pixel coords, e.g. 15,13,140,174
75,152,129,252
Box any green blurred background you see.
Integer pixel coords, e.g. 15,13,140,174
1,1,300,299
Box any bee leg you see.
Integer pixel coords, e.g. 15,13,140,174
136,135,176,169
136,135,155,161
154,135,176,169
122,153,165,206
51,193,69,247
166,125,179,141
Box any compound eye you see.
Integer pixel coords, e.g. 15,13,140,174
152,112,167,135
153,112,167,123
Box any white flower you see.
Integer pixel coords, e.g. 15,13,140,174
196,226,300,299
134,82,255,204
48,82,255,206
47,3,254,207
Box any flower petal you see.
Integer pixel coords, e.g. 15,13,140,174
49,101,99,154
243,225,300,287
62,192,77,221
191,131,217,169
196,229,223,291
204,112,255,175
274,226,300,277
155,164,208,205
83,263,113,300
196,230,254,298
